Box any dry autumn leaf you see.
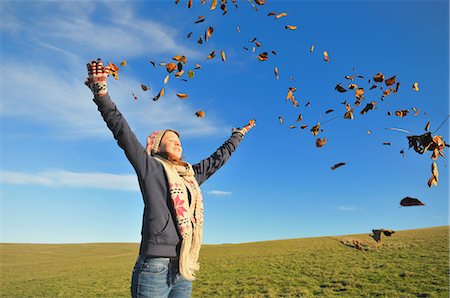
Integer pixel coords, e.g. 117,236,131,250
296,114,303,122
331,162,346,170
274,67,279,80
195,110,205,118
176,93,188,99
141,84,150,91
344,104,354,120
395,110,409,117
150,60,157,68
316,138,327,148
285,25,297,30
323,51,329,62
197,36,203,44
165,63,177,73
132,92,137,100
187,70,195,79
267,12,275,16
221,50,226,62
400,196,425,207
173,55,187,64
427,162,438,187
335,84,347,92
248,119,256,126
310,44,315,52
254,0,265,5
175,70,184,78
355,88,365,100
207,50,216,59
412,82,419,91
275,12,287,19
195,16,206,23
385,75,397,86
311,123,321,136
373,72,384,83
194,64,201,69
289,125,297,129
360,101,376,115
425,121,430,131
153,87,165,101
120,60,127,66
107,62,119,80
205,27,214,42
163,75,170,84
278,116,284,124
257,52,269,61
325,109,334,114
413,108,421,116
210,0,217,10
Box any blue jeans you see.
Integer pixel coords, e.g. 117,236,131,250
131,256,192,298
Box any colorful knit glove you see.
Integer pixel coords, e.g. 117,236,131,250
85,58,110,97
232,120,256,138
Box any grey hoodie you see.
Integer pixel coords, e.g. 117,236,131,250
94,94,243,257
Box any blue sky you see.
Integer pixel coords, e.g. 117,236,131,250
1,0,448,244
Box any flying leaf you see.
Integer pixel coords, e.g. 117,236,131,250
425,122,430,131
395,110,409,117
412,82,419,91
385,75,397,86
210,0,217,10
335,84,347,93
187,32,193,38
107,63,119,80
163,75,170,84
323,51,329,62
400,149,406,157
345,75,355,81
325,109,334,114
194,16,206,24
236,26,240,32
305,101,311,107
194,64,201,69
344,104,354,120
197,36,203,44
278,116,284,124
285,25,297,30
153,87,165,101
311,123,320,136
255,0,265,4
275,12,287,19
248,119,256,126
413,108,421,116
195,110,205,118
383,142,391,146
355,88,365,100
360,101,376,114
176,93,189,99
175,70,185,78
286,90,293,100
120,60,127,66
348,83,358,90
207,50,216,59
205,26,214,42
331,162,346,170
289,125,297,129
300,125,308,129
188,70,195,79
400,196,425,207
367,130,372,135
255,41,262,47
271,50,277,55
150,60,157,68
310,44,315,53
373,73,385,83
141,84,150,91
267,12,276,16
274,67,279,80
132,92,137,100
173,55,187,64
188,0,192,8
369,84,377,90
165,63,177,73
257,52,269,61
427,162,439,188
316,138,327,148
296,114,303,122
221,50,226,62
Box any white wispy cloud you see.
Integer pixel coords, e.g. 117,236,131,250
1,170,139,192
207,190,233,196
337,206,361,211
0,1,224,140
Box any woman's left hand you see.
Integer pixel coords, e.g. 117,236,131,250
232,120,256,137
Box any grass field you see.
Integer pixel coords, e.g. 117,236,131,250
1,226,448,297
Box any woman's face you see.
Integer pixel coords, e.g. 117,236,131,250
158,131,183,160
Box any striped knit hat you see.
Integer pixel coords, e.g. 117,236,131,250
146,130,179,156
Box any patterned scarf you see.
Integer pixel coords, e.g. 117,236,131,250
154,156,204,281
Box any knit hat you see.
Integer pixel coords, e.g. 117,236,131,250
146,129,179,156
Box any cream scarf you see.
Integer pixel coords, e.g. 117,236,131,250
154,156,204,281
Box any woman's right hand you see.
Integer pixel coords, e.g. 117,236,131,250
85,58,109,97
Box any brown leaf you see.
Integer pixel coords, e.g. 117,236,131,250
310,44,315,53
286,90,294,100
205,26,214,42
300,125,308,129
254,0,265,4
195,110,205,118
383,142,391,146
248,119,256,126
289,125,297,129
163,75,170,84
195,16,206,24
278,116,284,124
221,50,226,62
425,121,430,131
325,109,334,114
311,123,320,136
427,162,439,187
194,64,201,69
176,93,188,99
197,36,203,44
400,196,425,207
296,114,303,122
257,52,269,61
335,84,347,93
141,84,150,91
150,60,157,68
267,12,276,16
344,103,354,120
187,70,195,79
385,75,397,86
331,162,346,170
369,84,377,90
187,0,192,8
173,55,187,64
207,50,216,59
165,63,177,73
175,70,185,78
413,108,421,116
285,25,297,30
120,59,127,66
316,138,327,148
373,73,385,83
210,0,217,10
360,101,376,114
355,88,365,100
412,82,419,91
323,51,329,62
132,92,137,100
348,83,358,90
153,87,165,101
275,12,287,19
395,110,409,117
345,75,354,81
274,67,279,80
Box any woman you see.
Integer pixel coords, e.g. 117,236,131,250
85,59,255,297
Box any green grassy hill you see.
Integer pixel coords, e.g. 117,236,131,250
1,226,448,297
